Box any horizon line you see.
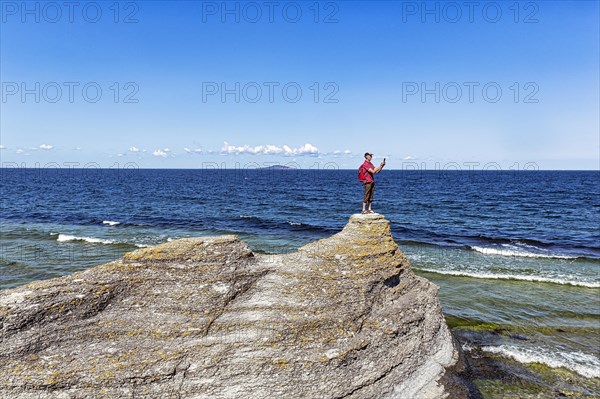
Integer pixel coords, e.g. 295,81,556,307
1,167,598,172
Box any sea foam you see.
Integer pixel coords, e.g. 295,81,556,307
56,234,147,248
481,344,600,379
416,268,600,288
57,234,115,245
470,245,577,259
102,221,121,226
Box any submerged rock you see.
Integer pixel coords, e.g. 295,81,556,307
0,213,474,398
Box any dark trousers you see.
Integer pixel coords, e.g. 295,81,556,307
363,182,374,203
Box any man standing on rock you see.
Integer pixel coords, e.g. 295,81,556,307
359,152,385,214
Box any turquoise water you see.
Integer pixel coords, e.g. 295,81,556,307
406,246,599,376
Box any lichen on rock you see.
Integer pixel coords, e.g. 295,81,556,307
0,213,475,398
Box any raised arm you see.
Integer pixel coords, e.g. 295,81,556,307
367,159,385,174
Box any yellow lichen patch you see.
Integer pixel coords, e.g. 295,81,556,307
97,369,116,382
122,235,247,263
273,358,289,369
43,372,62,387
123,247,165,262
362,319,381,330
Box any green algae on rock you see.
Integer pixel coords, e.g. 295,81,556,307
0,213,475,398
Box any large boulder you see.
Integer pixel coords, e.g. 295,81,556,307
0,213,473,398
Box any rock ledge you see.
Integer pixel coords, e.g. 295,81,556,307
0,213,472,398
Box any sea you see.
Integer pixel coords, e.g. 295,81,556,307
1,168,599,397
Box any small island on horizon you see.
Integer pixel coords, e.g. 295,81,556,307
258,165,295,170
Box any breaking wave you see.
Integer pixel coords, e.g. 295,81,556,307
470,245,578,259
55,234,146,248
481,344,600,379
102,220,121,226
416,268,599,288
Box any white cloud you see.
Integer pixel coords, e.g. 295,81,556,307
39,144,53,150
403,155,417,160
332,149,352,156
129,146,140,152
184,147,203,154
0,145,5,150
117,153,126,157
15,148,25,154
221,142,319,156
152,148,171,157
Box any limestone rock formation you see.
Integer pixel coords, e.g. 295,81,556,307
0,213,473,398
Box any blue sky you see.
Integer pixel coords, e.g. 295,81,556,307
1,1,598,169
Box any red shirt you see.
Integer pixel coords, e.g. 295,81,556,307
361,160,375,183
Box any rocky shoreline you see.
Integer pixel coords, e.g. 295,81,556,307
0,213,478,398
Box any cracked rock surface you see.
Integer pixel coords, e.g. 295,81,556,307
0,213,471,398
